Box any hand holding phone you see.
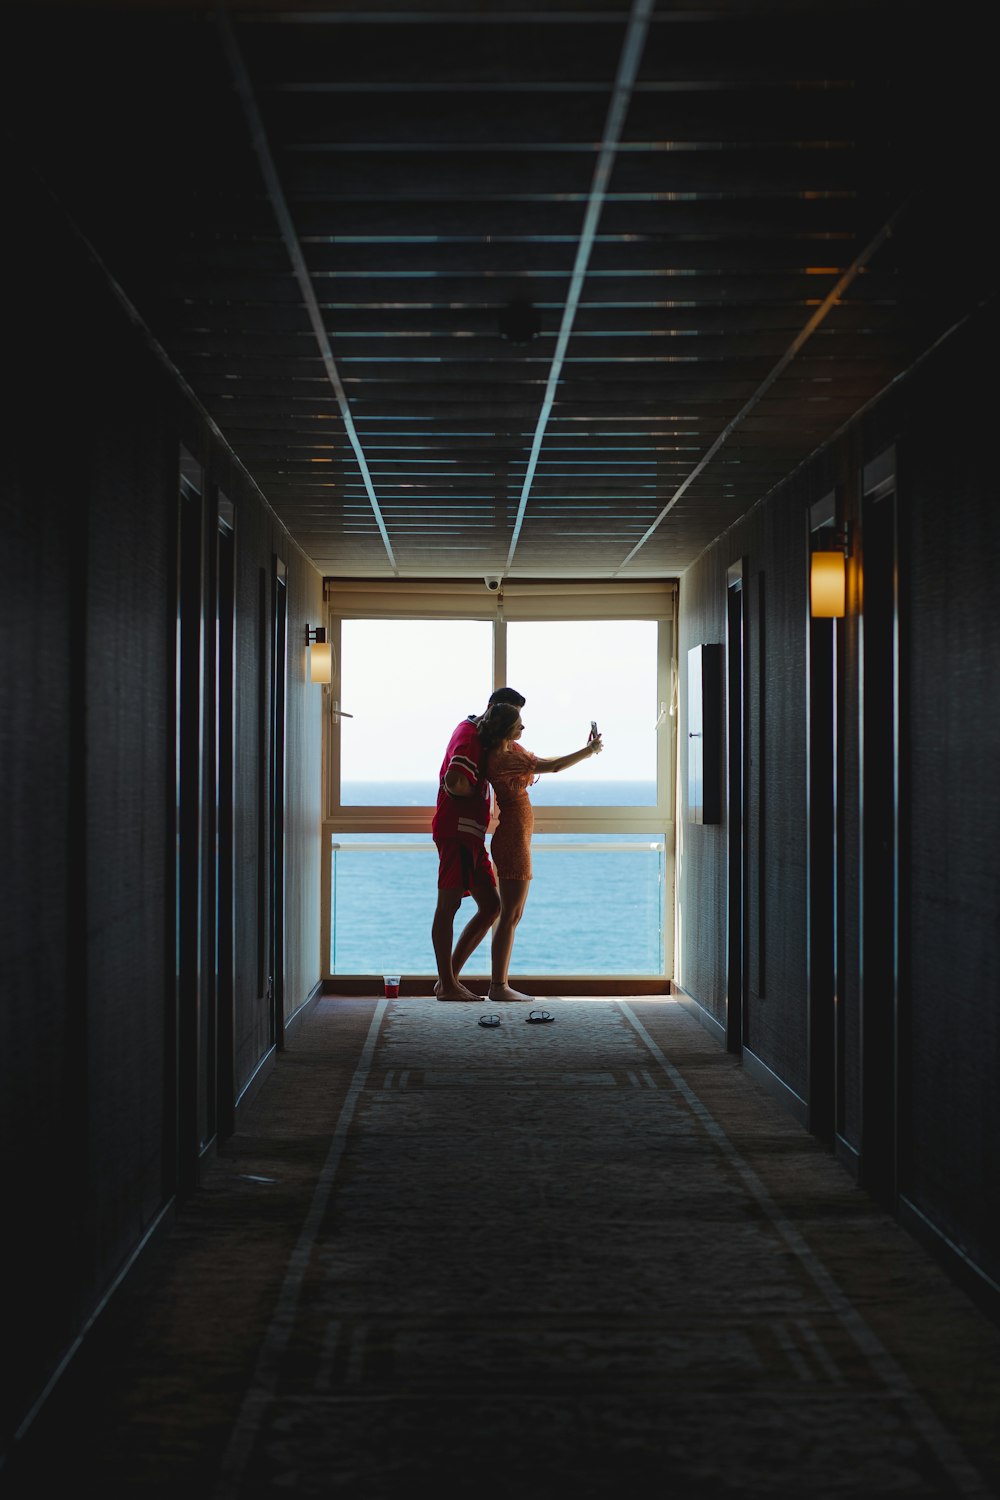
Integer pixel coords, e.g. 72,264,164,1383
588,720,603,754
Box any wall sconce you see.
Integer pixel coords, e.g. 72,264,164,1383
306,625,332,684
305,625,353,719
810,525,850,618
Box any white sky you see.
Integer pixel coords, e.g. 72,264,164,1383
339,618,659,782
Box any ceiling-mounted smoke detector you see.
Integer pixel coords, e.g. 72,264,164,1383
498,300,541,344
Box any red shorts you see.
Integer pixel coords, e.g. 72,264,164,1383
435,836,497,894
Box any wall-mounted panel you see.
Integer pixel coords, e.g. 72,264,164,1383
687,644,722,824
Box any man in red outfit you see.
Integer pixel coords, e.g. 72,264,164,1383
431,686,525,1000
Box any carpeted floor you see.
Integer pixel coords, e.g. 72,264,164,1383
5,996,1000,1498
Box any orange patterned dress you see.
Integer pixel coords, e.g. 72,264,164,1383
486,743,541,880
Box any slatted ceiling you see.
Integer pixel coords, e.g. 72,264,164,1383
7,2,991,580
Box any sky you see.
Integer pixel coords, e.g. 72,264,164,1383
338,618,662,783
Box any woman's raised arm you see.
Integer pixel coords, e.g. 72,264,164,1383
533,734,603,775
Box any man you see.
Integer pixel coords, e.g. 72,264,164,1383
431,686,525,1000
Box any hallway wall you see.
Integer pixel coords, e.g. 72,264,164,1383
676,296,1000,1300
1,169,324,1450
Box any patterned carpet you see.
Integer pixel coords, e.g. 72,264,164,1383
6,997,1000,1498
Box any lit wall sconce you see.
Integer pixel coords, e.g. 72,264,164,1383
306,625,332,684
305,625,353,719
810,525,850,618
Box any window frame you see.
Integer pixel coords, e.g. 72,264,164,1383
320,581,678,978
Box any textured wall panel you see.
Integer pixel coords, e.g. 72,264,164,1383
1,169,325,1445
890,305,1000,1285
677,297,999,1292
679,491,810,1096
676,550,727,1026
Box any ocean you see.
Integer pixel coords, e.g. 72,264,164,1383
331,781,666,976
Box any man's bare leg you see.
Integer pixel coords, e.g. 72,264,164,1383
489,878,533,1001
433,880,499,999
432,887,478,998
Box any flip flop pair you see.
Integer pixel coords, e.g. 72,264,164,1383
478,1010,555,1027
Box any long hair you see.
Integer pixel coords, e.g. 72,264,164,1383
475,700,521,756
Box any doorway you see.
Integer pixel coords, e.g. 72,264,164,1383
807,495,839,1142
214,495,236,1138
175,451,209,1193
860,448,900,1205
726,562,747,1054
269,556,288,1051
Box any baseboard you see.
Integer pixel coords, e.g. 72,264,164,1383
6,1196,177,1456
741,1046,809,1127
671,982,727,1046
284,978,324,1040
898,1196,1000,1325
322,976,672,998
234,1043,277,1125
835,1133,861,1180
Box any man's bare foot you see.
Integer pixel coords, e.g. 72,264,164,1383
435,978,478,1001
487,983,534,1002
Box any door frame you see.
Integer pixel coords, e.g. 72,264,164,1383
726,560,748,1054
806,492,840,1141
214,493,236,1138
174,450,207,1194
269,555,288,1051
859,445,901,1205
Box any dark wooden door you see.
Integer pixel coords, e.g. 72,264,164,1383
175,455,207,1193
269,557,288,1051
807,496,842,1143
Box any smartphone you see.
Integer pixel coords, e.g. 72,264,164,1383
589,720,599,741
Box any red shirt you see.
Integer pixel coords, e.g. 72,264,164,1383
431,717,491,843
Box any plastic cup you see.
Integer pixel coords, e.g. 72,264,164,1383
383,975,400,998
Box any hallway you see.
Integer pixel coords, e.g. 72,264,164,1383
6,996,1000,1499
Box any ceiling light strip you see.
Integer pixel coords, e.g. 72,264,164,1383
504,0,655,574
213,6,397,572
612,204,908,573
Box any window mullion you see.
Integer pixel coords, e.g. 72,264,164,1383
657,616,674,823
493,614,507,695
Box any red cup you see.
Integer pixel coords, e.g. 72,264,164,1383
383,975,400,998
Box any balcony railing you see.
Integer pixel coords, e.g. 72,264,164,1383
328,835,666,976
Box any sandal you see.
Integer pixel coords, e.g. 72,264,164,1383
526,1009,554,1024
478,1014,501,1028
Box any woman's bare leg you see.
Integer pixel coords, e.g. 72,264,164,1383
489,878,532,1001
451,876,501,981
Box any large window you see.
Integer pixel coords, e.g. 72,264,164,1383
506,619,658,805
339,618,492,805
322,583,676,978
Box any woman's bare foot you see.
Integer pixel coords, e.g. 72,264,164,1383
435,978,479,1001
487,983,534,1002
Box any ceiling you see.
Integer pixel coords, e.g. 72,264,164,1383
6,1,993,581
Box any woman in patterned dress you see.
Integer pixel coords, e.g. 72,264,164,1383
476,701,603,1002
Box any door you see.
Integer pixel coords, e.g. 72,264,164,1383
175,451,208,1192
860,449,899,1204
214,496,236,1137
269,556,288,1050
807,496,839,1141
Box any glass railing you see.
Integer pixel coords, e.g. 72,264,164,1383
329,833,666,976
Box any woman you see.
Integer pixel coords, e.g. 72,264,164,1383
476,701,603,1002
